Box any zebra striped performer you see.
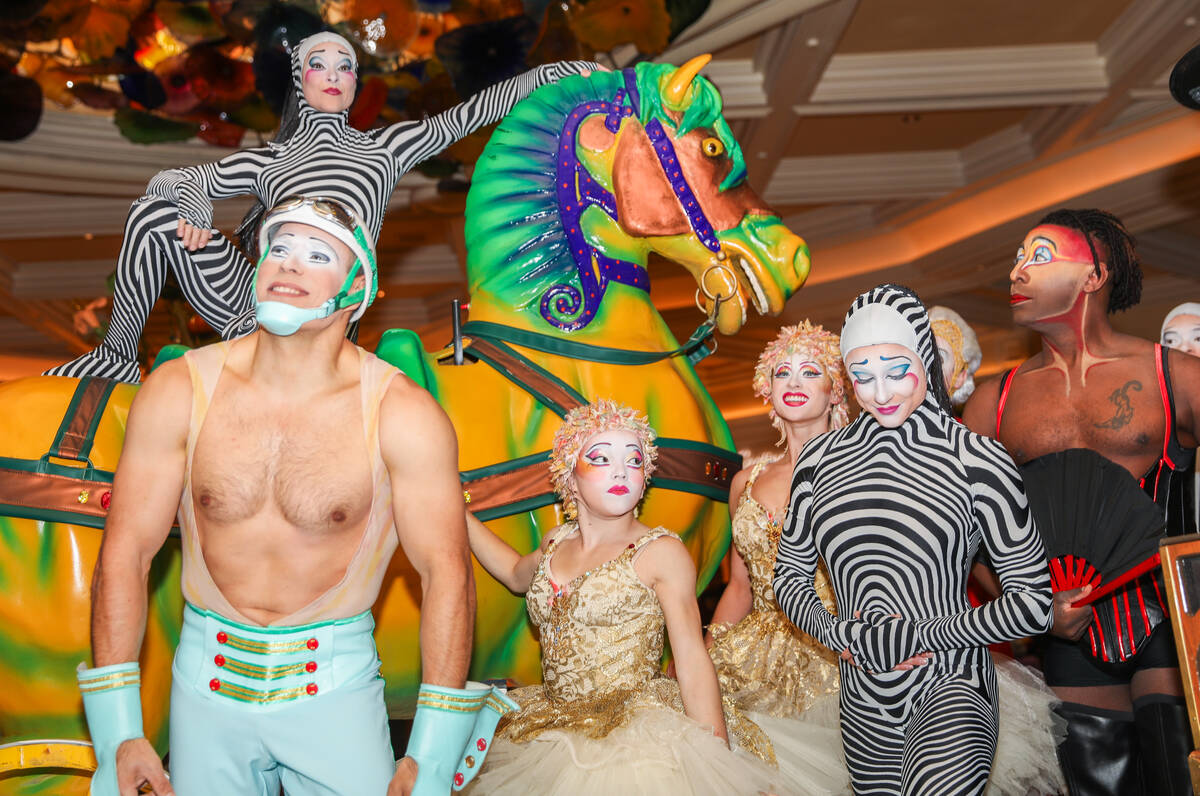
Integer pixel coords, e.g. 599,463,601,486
47,32,597,383
774,284,1053,795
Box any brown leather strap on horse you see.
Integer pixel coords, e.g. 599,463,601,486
458,338,741,521
0,377,118,528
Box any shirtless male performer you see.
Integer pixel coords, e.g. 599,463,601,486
76,196,501,796
963,208,1200,795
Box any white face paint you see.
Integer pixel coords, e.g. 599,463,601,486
846,343,927,428
573,429,647,520
768,353,833,426
1162,313,1200,357
302,45,357,113
254,222,355,309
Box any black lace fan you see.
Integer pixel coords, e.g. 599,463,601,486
1019,448,1165,607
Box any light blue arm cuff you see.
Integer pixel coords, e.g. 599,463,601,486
77,661,143,796
406,682,519,794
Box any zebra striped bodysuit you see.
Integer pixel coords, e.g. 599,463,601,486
48,38,594,383
774,285,1053,795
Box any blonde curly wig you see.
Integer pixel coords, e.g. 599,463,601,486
752,322,850,444
549,399,659,519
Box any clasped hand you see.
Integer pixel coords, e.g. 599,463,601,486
839,610,933,673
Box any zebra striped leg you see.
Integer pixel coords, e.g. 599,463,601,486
901,675,998,796
840,696,906,795
45,198,255,383
166,219,256,341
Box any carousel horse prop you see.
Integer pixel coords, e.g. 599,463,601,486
0,56,807,793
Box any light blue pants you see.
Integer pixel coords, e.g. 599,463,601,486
168,604,395,795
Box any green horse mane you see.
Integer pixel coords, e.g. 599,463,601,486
464,62,747,327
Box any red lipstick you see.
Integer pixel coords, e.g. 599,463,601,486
608,485,629,496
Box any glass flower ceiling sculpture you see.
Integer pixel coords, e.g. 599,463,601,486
1,0,709,179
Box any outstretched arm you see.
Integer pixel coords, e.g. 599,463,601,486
374,61,600,173
639,536,728,744
382,381,474,688
465,511,550,594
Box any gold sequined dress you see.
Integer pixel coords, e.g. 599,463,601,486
467,524,836,796
710,458,841,719
713,459,1065,796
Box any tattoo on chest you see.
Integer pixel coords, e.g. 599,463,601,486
1094,380,1142,430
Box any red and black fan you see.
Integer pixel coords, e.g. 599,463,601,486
1019,448,1167,662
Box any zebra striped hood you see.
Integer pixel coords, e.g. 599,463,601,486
290,32,357,121
840,283,953,415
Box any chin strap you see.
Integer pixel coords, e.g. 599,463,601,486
253,253,366,336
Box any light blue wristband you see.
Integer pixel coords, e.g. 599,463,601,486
453,688,519,790
406,682,496,795
77,662,143,796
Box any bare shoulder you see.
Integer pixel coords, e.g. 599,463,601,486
962,369,1008,437
130,356,191,433
379,373,455,441
637,531,695,583
728,467,751,507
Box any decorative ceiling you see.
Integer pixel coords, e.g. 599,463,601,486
2,0,1200,454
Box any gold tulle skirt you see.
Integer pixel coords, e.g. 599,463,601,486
497,676,775,766
709,607,840,718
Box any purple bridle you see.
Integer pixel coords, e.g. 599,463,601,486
540,68,726,331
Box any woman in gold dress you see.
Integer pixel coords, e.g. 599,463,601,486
709,323,1065,796
463,400,842,795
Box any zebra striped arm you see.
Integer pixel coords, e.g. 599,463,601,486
144,147,274,229
912,433,1053,650
374,61,601,174
854,433,1052,671
774,448,861,656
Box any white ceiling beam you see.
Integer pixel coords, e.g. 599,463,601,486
765,150,963,204
740,0,860,188
1040,0,1200,154
0,192,254,239
658,0,834,65
781,204,877,246
799,43,1108,115
960,124,1037,184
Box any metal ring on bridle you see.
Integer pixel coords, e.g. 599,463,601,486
699,261,739,303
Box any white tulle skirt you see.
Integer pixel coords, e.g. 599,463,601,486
796,655,1065,796
465,655,1062,796
464,700,854,796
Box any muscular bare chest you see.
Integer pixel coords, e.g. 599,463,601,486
999,362,1165,477
191,384,373,532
